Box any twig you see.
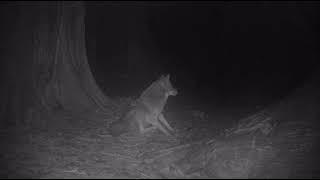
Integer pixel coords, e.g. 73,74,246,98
100,152,141,163
63,167,87,175
77,137,97,142
153,143,191,158
97,134,111,138
251,136,256,149
135,169,156,179
144,143,192,164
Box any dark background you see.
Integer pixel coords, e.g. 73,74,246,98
84,2,320,112
0,1,319,115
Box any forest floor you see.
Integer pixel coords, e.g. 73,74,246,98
0,96,320,178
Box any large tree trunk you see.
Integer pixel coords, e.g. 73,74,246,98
0,1,112,128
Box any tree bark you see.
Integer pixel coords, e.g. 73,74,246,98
0,1,112,127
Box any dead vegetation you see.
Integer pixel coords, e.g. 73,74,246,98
1,97,319,179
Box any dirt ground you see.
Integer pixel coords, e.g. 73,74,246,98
0,97,319,179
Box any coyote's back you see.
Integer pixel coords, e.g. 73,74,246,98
109,74,178,137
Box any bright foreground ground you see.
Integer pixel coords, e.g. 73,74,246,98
0,97,319,178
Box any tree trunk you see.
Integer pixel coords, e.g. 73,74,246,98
0,1,112,128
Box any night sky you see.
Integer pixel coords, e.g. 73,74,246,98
87,2,320,109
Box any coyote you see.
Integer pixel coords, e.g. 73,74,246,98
109,74,178,137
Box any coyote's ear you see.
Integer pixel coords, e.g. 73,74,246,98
166,74,170,80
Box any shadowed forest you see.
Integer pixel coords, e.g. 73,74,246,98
0,1,319,178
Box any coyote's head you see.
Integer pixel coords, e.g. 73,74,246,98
159,74,178,96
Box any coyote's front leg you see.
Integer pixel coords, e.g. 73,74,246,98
158,113,174,132
150,117,172,136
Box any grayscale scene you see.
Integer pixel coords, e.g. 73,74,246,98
0,1,319,178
